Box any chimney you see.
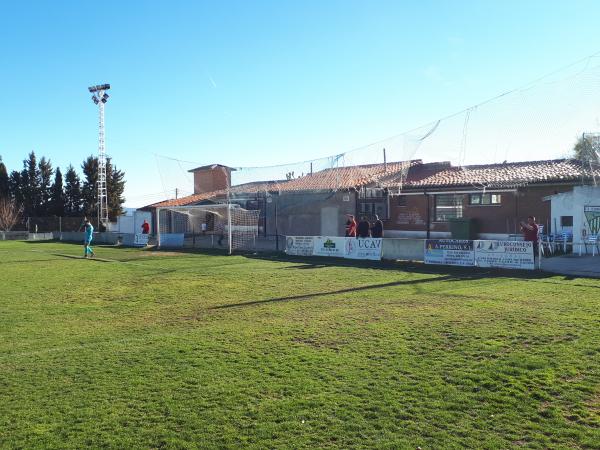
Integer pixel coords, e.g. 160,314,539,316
188,164,235,194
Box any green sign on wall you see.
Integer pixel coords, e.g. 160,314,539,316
584,206,600,234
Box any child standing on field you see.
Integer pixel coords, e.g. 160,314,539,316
83,219,95,258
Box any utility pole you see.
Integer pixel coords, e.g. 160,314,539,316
88,83,111,229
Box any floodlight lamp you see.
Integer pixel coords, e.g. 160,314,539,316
88,86,96,93
101,98,107,103
102,93,109,100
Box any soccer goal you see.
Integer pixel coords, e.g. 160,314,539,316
155,203,260,254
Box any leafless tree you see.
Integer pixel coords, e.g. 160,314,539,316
0,197,22,231
574,134,600,163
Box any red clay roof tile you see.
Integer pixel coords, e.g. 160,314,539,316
146,158,599,207
402,159,600,188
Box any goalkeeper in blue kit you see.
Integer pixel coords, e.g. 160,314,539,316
83,219,95,258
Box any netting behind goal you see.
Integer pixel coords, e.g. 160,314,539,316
152,53,600,199
157,204,260,253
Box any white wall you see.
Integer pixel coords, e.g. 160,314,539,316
320,206,339,236
550,186,600,243
107,211,152,234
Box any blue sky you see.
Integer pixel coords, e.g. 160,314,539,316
1,0,600,206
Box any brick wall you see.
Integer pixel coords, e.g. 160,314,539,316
513,184,573,233
193,168,231,194
387,193,429,232
387,184,575,235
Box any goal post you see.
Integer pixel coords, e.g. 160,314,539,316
155,203,259,254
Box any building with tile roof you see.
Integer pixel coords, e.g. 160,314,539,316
143,158,599,239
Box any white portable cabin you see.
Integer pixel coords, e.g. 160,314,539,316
548,185,600,243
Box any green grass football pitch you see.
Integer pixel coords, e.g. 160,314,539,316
1,240,600,449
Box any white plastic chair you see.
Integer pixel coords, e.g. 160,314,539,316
538,225,553,257
554,232,573,254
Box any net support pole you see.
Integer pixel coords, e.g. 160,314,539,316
228,202,232,255
156,207,161,249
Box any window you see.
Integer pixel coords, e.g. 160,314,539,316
359,202,388,219
561,216,573,227
435,194,463,221
358,188,389,219
469,193,502,205
245,200,260,210
360,188,385,199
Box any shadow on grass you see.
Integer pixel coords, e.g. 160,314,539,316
210,273,488,310
50,253,114,263
246,252,558,279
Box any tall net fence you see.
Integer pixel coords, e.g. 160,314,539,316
148,52,600,246
10,216,90,232
154,53,600,196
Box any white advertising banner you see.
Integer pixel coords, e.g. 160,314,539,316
474,240,534,270
424,240,475,266
345,238,383,260
286,236,315,256
313,236,347,257
133,233,149,247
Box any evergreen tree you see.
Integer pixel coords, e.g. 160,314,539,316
81,155,98,219
0,157,9,198
21,151,41,216
9,170,23,204
64,165,82,216
106,158,126,220
50,167,66,216
81,156,126,222
38,156,54,215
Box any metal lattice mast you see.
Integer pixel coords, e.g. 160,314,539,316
98,95,108,226
88,83,111,227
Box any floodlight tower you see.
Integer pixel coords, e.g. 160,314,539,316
88,83,111,228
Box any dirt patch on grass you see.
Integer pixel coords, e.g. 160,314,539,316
586,389,600,416
291,336,348,351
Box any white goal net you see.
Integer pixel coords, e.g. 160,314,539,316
156,204,260,254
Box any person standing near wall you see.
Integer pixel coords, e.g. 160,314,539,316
345,215,357,237
141,220,150,234
371,214,384,238
356,216,371,238
520,215,539,256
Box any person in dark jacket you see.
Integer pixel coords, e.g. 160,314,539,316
371,215,384,238
356,216,371,238
520,215,539,256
